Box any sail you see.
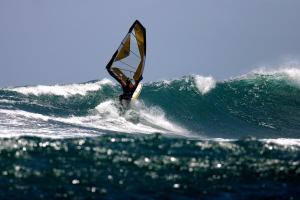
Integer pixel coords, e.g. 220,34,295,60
106,20,146,86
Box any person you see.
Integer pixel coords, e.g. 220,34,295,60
119,76,143,102
106,66,142,104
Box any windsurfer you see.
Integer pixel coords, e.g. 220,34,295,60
105,20,146,105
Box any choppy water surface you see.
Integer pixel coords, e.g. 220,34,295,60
1,135,300,199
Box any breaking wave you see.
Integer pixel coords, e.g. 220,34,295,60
0,67,299,139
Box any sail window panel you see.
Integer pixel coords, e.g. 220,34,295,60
129,32,141,59
113,60,136,80
116,52,140,69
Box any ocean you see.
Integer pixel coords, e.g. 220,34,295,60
0,68,299,199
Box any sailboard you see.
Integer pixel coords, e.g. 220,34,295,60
106,20,146,99
132,83,143,100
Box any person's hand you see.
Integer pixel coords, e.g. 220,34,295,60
139,76,143,82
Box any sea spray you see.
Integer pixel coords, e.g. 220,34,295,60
194,75,216,94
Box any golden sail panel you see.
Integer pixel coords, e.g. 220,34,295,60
115,34,130,61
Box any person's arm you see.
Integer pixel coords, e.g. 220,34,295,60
106,67,128,89
119,79,127,88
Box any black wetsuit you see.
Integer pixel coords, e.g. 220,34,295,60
119,89,133,101
119,77,142,101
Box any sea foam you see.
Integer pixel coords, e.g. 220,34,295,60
194,75,216,94
0,99,191,138
7,78,114,97
250,60,300,86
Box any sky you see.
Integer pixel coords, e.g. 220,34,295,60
0,0,300,87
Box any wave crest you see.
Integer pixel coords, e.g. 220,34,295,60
6,78,114,97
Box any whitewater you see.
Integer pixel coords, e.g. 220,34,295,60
0,67,299,199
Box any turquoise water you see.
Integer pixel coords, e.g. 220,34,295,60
0,69,300,199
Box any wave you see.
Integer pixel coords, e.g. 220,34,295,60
0,67,299,139
0,100,190,138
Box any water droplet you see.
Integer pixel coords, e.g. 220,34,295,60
170,157,177,162
72,179,80,184
107,149,112,155
111,138,116,142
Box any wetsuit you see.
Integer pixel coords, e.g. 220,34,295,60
119,84,134,101
119,77,143,101
106,61,143,102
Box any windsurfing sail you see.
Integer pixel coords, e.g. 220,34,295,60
106,20,146,88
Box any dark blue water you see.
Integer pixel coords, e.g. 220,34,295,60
0,69,300,199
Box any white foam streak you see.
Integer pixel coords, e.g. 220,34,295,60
0,109,100,138
1,109,50,121
263,138,300,148
137,105,189,135
7,78,114,97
